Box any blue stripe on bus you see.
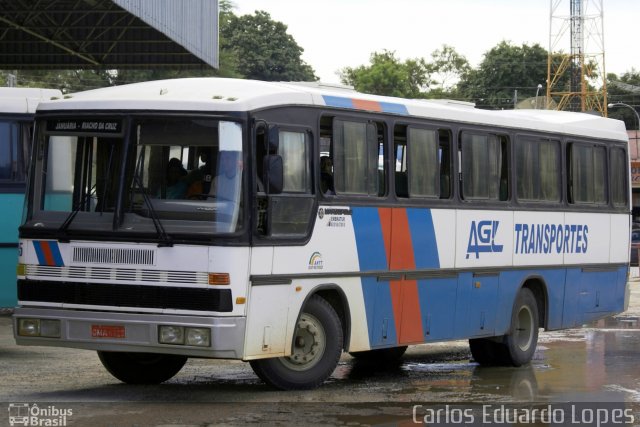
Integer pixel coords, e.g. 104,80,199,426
352,207,398,347
322,95,354,109
378,101,409,115
406,208,440,269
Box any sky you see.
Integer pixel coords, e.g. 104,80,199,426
231,0,639,84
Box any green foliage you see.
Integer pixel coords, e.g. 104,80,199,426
339,46,470,99
340,50,431,98
221,10,316,81
426,45,471,92
607,68,640,129
457,41,549,109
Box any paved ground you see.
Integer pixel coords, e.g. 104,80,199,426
0,281,638,426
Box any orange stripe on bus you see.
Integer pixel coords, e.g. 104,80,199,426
379,208,425,344
352,99,382,112
40,241,56,267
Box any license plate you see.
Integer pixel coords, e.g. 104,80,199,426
91,324,126,339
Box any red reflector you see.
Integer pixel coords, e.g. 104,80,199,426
91,324,125,339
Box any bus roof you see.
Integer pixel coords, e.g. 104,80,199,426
35,77,627,141
0,87,63,114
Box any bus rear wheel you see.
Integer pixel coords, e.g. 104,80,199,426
469,288,539,367
97,351,187,384
249,295,343,390
501,288,539,366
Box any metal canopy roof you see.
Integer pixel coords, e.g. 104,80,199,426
0,0,218,69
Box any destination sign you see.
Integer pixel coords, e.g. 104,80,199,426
46,119,122,134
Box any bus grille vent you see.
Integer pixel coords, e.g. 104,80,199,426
25,265,208,285
72,247,155,266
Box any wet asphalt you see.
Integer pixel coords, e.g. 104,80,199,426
0,283,639,426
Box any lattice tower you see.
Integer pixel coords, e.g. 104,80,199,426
547,0,607,114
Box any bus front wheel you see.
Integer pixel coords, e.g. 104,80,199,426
97,351,187,384
249,295,343,390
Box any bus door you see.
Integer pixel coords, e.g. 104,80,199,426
245,123,315,357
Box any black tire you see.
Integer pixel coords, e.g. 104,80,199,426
501,288,539,366
349,346,408,363
249,295,343,390
469,337,503,366
97,351,187,384
470,288,539,367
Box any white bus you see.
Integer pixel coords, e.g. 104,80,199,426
13,78,630,390
0,87,61,307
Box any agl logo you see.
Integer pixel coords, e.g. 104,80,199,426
466,220,504,259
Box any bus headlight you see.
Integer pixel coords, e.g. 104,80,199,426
186,328,211,347
159,325,184,345
159,325,210,347
17,318,60,338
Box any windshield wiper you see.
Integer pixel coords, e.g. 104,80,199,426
130,154,173,247
57,183,100,242
58,143,115,240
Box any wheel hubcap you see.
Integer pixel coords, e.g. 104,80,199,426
515,306,534,352
280,313,326,371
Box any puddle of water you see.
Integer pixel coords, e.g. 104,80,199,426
588,315,640,330
330,318,640,404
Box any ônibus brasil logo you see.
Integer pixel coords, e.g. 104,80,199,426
466,220,504,259
8,403,73,426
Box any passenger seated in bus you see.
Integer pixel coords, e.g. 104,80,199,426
186,147,216,198
320,155,334,194
165,158,188,199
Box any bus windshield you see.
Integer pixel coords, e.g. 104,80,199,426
27,116,244,239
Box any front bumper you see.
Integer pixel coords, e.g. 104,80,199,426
13,307,246,359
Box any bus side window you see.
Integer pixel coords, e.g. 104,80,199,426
460,132,509,201
256,125,314,237
0,120,27,184
515,138,561,203
567,142,607,205
324,116,384,197
610,147,628,207
394,125,452,199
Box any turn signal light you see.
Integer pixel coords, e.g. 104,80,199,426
208,273,230,285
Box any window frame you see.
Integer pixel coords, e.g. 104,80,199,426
322,115,386,199
514,135,562,205
0,116,32,192
609,145,629,209
394,124,450,200
458,129,510,204
566,141,609,206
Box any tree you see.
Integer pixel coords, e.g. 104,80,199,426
339,50,432,98
425,45,471,98
457,41,549,109
607,68,640,129
221,10,316,81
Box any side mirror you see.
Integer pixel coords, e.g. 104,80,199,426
263,154,283,194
